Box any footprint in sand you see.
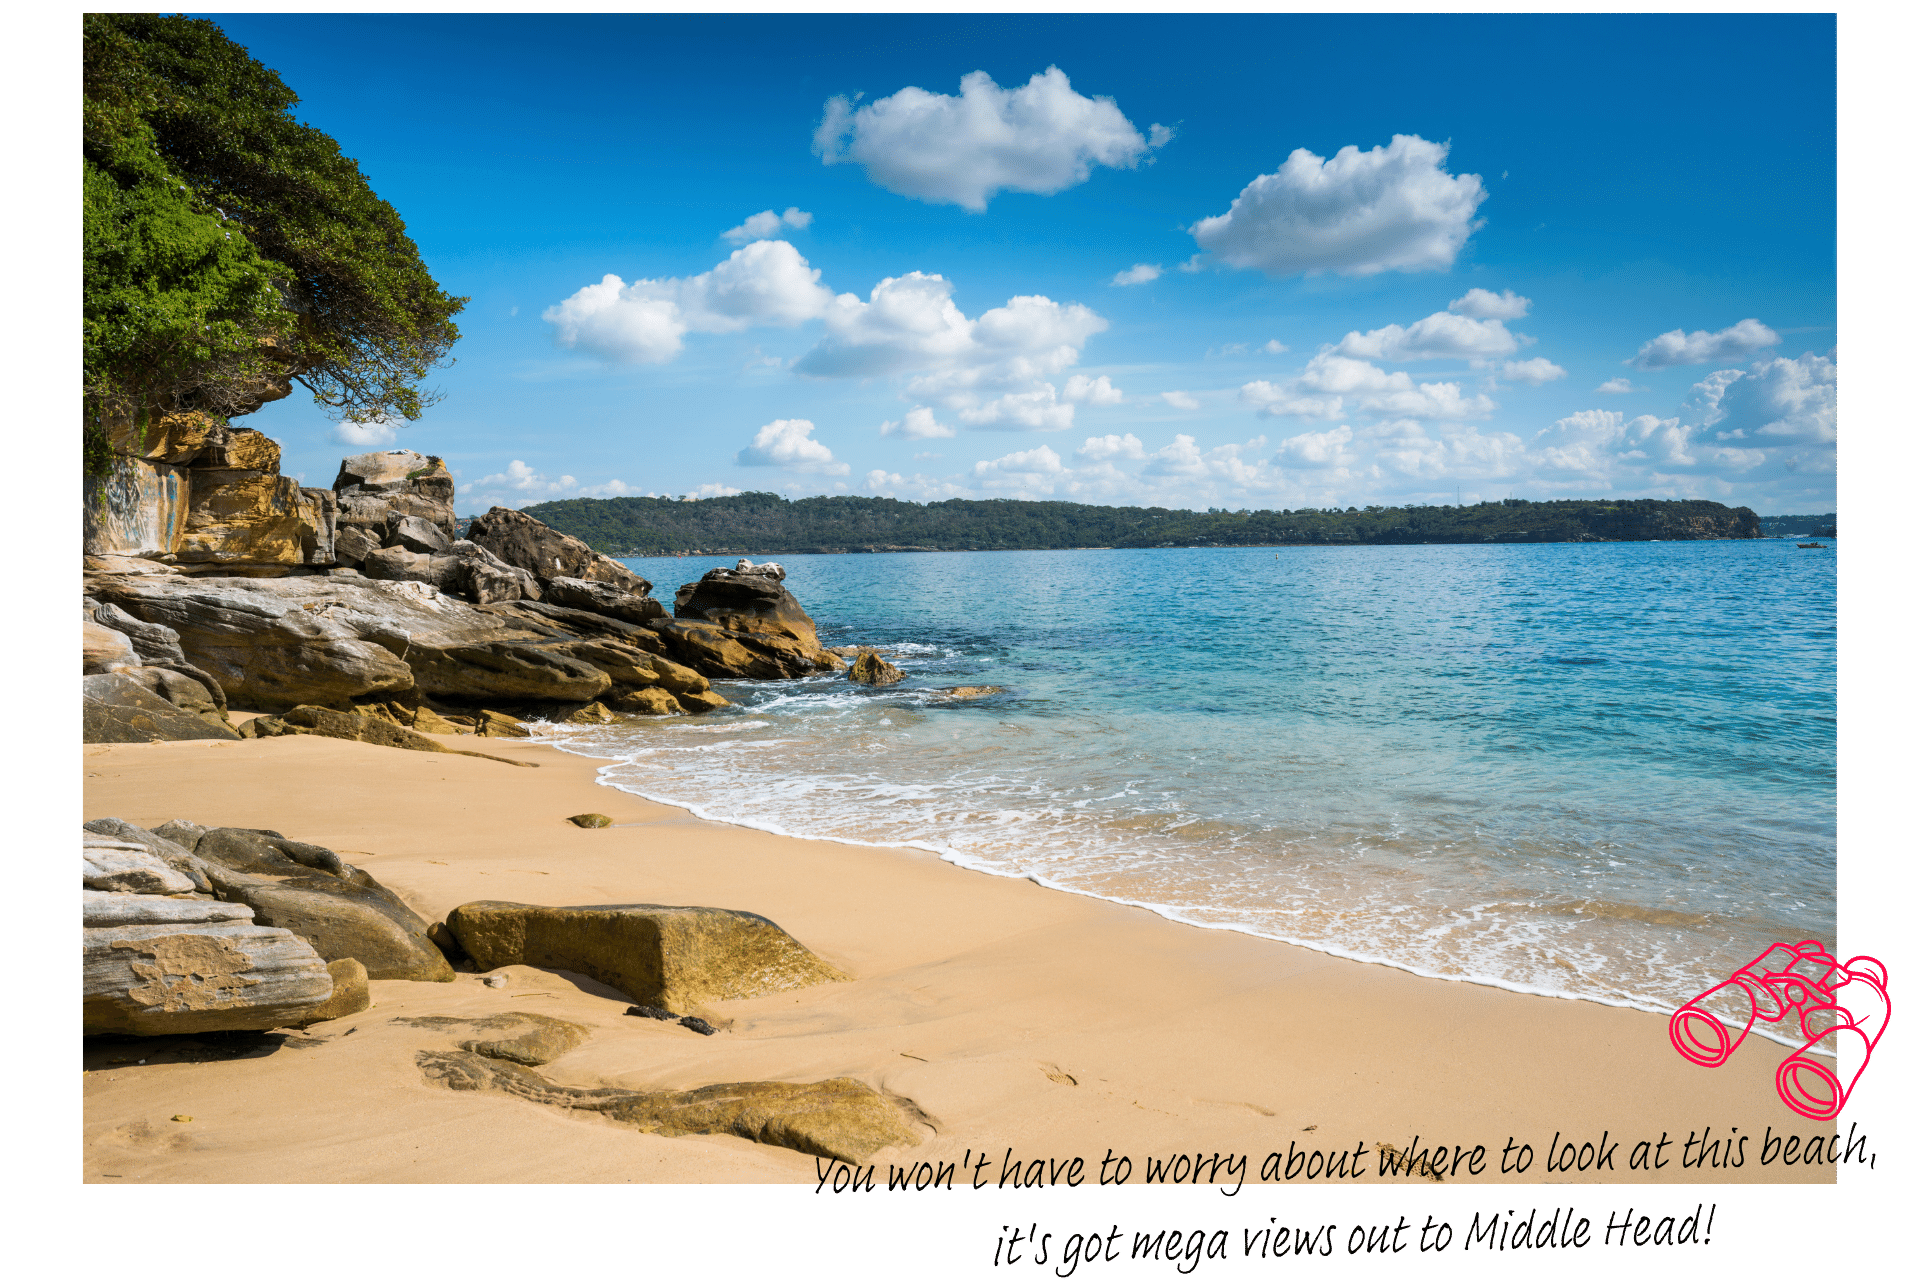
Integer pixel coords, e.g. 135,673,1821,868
1040,1063,1078,1086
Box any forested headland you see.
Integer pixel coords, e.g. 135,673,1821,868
511,493,1771,556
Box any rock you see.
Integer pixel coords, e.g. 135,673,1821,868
483,599,669,650
333,525,381,566
415,1051,918,1162
409,706,471,735
334,451,457,540
240,705,536,767
673,689,731,714
560,701,614,725
849,651,905,686
82,891,256,928
83,553,180,576
625,1004,679,1021
731,558,786,581
473,710,531,738
360,545,458,591
647,619,788,680
177,467,315,566
674,567,823,651
404,640,612,706
388,514,451,555
83,454,189,557
83,843,196,895
197,424,282,472
395,1012,591,1065
427,921,467,962
466,507,650,593
83,618,142,673
606,687,681,716
297,487,338,566
445,901,847,1014
679,1016,718,1036
84,921,334,1035
292,958,372,1027
101,408,218,466
567,813,614,828
542,576,665,626
84,672,242,743
91,601,187,665
118,665,229,728
83,819,212,892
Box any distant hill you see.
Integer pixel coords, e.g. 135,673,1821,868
1755,513,1836,538
501,493,1764,556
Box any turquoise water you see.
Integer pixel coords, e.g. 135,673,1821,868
547,540,1835,1028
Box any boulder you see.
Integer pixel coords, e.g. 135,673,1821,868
415,1051,918,1162
543,576,665,626
83,820,213,892
83,618,141,673
83,842,197,895
116,665,230,727
90,601,187,665
647,619,789,680
934,685,1004,700
673,566,824,651
197,424,281,472
607,687,681,716
445,900,847,1015
293,958,372,1027
404,641,612,706
473,710,531,738
567,813,614,828
239,705,536,766
673,689,730,714
334,451,457,539
84,921,335,1035
101,408,218,466
297,487,338,566
177,467,315,565
333,525,381,567
388,514,451,555
84,672,242,743
849,651,905,686
396,1012,591,1066
466,507,650,593
561,701,615,725
82,891,256,928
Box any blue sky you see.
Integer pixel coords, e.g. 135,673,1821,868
214,12,1837,515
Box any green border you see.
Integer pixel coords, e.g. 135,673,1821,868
26,2,1904,1274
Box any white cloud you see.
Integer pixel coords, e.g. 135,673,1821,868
686,482,745,499
1241,353,1497,421
1063,373,1124,405
1595,376,1637,394
734,418,849,474
1631,318,1779,369
879,406,956,439
1189,135,1486,277
958,386,1075,431
1077,433,1146,462
1496,357,1567,385
814,67,1167,211
1263,339,1289,355
972,444,1067,489
1274,425,1358,470
1111,263,1162,286
1160,390,1200,410
543,240,834,364
334,418,400,448
721,206,813,244
1692,351,1835,444
1335,310,1524,361
473,459,580,499
1449,288,1530,320
1532,410,1696,478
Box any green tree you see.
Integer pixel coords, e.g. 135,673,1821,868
83,13,465,464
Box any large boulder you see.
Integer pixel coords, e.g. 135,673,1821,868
83,618,141,674
83,672,241,743
466,507,650,594
647,619,790,680
446,901,846,1014
543,576,666,626
85,921,335,1035
673,566,824,651
849,651,905,686
334,451,457,540
177,467,317,566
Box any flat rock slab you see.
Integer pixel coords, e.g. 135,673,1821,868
82,891,254,928
84,672,241,743
394,1012,591,1065
84,921,333,1035
445,901,847,1014
416,1049,918,1163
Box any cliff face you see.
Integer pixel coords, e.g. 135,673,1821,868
1572,502,1761,542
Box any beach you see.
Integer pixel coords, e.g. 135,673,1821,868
82,729,1836,1185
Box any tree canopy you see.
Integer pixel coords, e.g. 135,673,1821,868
83,13,465,447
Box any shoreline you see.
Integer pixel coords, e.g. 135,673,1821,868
83,730,1835,1184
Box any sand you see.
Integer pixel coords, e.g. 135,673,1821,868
82,731,1836,1185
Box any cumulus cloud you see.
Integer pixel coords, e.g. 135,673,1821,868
1241,353,1497,421
958,386,1075,431
1449,288,1530,320
1112,263,1162,286
334,418,400,448
1274,425,1358,470
1495,357,1567,385
734,418,849,474
1631,318,1778,369
1532,410,1696,478
1189,135,1486,278
472,459,580,499
1160,390,1200,410
721,207,813,244
1595,377,1637,394
879,406,956,440
1691,351,1835,444
1077,433,1146,462
1334,310,1524,362
1263,339,1289,354
972,444,1067,489
544,240,834,363
813,67,1167,211
1063,373,1124,405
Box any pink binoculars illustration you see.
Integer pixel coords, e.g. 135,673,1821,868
1669,940,1890,1121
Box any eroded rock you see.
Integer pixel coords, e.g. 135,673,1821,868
849,651,905,686
466,507,649,593
395,1012,591,1065
84,922,334,1035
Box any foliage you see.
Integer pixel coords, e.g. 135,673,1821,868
518,494,1765,556
83,13,465,445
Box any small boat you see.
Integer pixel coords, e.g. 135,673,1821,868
1797,542,1827,549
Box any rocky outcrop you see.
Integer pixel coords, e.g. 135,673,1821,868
445,901,847,1014
83,672,242,743
416,1050,919,1162
670,566,842,679
239,705,537,766
334,451,457,543
467,506,650,594
849,651,904,687
543,576,666,625
396,1012,591,1066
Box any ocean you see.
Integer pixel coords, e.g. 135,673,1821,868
542,540,1836,1041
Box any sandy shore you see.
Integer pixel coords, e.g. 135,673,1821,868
82,731,1834,1185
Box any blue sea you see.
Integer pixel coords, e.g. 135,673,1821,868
544,540,1836,1036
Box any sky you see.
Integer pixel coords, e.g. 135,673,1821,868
211,12,1838,516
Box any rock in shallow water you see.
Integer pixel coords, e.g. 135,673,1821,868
849,651,904,687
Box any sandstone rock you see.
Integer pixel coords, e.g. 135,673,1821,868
407,641,612,706
360,545,458,591
84,619,141,673
102,408,217,466
333,525,381,566
240,705,537,766
83,554,179,577
415,1050,917,1162
119,665,229,727
410,706,471,735
647,619,788,680
334,451,457,539
567,813,613,828
292,958,372,1027
84,672,242,743
91,601,187,665
83,454,189,557
473,710,531,738
849,651,905,686
83,843,196,895
177,468,313,565
731,558,786,581
674,567,823,651
607,687,681,716
439,540,540,605
934,686,1005,700
466,507,649,593
84,921,334,1035
297,487,338,566
388,514,451,555
83,891,256,928
395,1012,591,1066
543,576,665,625
561,701,615,725
673,689,731,714
445,900,847,1014
198,424,281,472
83,820,212,892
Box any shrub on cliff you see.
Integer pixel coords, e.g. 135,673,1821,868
83,13,465,456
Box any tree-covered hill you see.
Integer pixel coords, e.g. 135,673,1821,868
511,493,1764,556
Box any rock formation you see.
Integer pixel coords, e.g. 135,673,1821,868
849,650,905,687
